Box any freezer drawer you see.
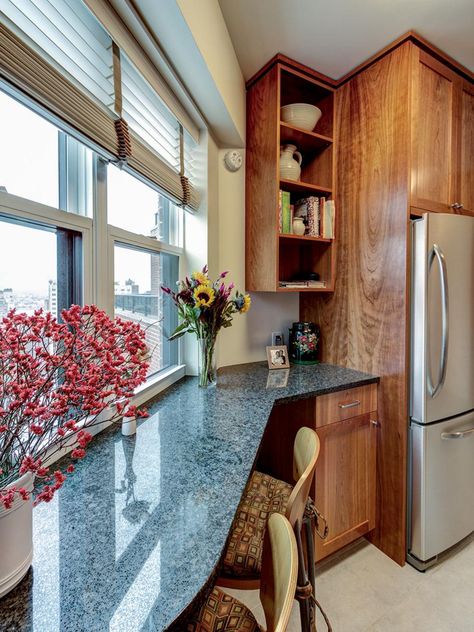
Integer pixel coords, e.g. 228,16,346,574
409,412,474,564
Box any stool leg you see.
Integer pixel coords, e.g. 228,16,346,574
304,515,317,630
295,521,312,632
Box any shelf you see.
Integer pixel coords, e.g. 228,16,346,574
279,233,332,243
280,122,333,153
280,179,332,195
277,286,333,293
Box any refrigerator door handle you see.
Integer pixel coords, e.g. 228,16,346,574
441,425,474,440
427,243,449,398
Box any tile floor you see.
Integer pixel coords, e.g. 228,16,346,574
224,533,474,631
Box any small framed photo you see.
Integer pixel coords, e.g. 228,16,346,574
266,345,290,370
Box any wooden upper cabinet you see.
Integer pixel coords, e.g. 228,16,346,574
410,48,474,215
246,61,336,293
460,81,474,215
411,50,458,213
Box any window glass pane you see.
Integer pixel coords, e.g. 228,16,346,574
60,134,94,217
114,244,179,378
0,215,81,319
0,90,59,208
107,165,183,247
0,218,56,317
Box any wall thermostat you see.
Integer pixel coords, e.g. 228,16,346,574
224,150,243,172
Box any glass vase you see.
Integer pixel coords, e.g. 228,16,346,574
197,337,217,388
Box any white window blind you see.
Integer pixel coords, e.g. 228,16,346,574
0,0,201,211
1,0,114,110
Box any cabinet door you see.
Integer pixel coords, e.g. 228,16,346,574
411,51,458,213
314,413,377,560
460,81,474,215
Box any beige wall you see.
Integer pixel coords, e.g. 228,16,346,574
177,0,299,367
176,0,246,144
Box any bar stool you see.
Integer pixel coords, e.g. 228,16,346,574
217,427,320,589
186,512,297,632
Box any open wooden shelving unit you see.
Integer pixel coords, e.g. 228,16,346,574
246,61,336,292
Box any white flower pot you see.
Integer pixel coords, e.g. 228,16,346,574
0,472,34,598
122,416,137,436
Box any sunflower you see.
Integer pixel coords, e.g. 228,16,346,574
235,293,251,313
241,294,251,313
191,271,209,287
193,285,215,307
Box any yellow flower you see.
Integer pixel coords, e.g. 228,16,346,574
193,285,215,307
240,294,251,313
191,271,209,286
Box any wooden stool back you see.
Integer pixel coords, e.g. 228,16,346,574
260,513,298,632
286,427,320,528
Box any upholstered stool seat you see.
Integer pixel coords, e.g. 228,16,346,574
222,470,293,578
186,586,262,632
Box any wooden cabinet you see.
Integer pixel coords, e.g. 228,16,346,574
246,59,336,293
460,81,474,215
313,384,378,560
411,49,474,215
256,383,378,562
314,413,377,560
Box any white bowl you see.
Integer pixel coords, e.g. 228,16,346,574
281,103,322,131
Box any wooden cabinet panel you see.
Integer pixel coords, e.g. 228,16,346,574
460,83,474,215
314,413,377,560
411,51,457,213
301,43,411,565
315,383,377,426
245,66,280,292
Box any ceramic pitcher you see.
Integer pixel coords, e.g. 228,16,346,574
280,144,302,181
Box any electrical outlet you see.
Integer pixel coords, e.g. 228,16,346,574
272,331,284,346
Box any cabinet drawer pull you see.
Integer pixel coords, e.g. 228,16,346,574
338,400,360,409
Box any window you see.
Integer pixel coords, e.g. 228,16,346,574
0,89,59,208
114,244,179,379
107,164,183,246
0,0,200,396
0,214,83,321
0,89,94,217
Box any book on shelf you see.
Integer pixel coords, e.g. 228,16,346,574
279,190,292,234
278,190,282,232
294,196,320,236
322,199,336,239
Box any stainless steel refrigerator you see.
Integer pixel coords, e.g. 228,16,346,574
408,213,474,571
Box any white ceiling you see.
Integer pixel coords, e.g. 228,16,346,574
219,0,474,80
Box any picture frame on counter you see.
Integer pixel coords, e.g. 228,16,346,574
266,345,290,370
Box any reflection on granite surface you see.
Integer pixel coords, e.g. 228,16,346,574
0,362,378,631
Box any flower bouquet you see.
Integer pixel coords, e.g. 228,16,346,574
162,266,251,387
0,305,149,596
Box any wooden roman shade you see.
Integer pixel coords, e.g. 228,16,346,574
0,5,200,211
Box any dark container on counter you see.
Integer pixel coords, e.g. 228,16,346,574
288,321,320,365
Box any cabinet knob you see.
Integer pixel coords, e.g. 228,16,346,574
370,419,380,427
450,202,463,210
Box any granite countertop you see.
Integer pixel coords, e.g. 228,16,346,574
0,361,378,632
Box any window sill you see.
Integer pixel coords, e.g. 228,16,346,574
132,364,186,408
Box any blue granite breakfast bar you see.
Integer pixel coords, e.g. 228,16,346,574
0,362,378,632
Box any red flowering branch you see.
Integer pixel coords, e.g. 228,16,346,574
0,305,149,509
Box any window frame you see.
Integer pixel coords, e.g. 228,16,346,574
107,218,185,400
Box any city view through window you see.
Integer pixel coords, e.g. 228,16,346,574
0,220,58,318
